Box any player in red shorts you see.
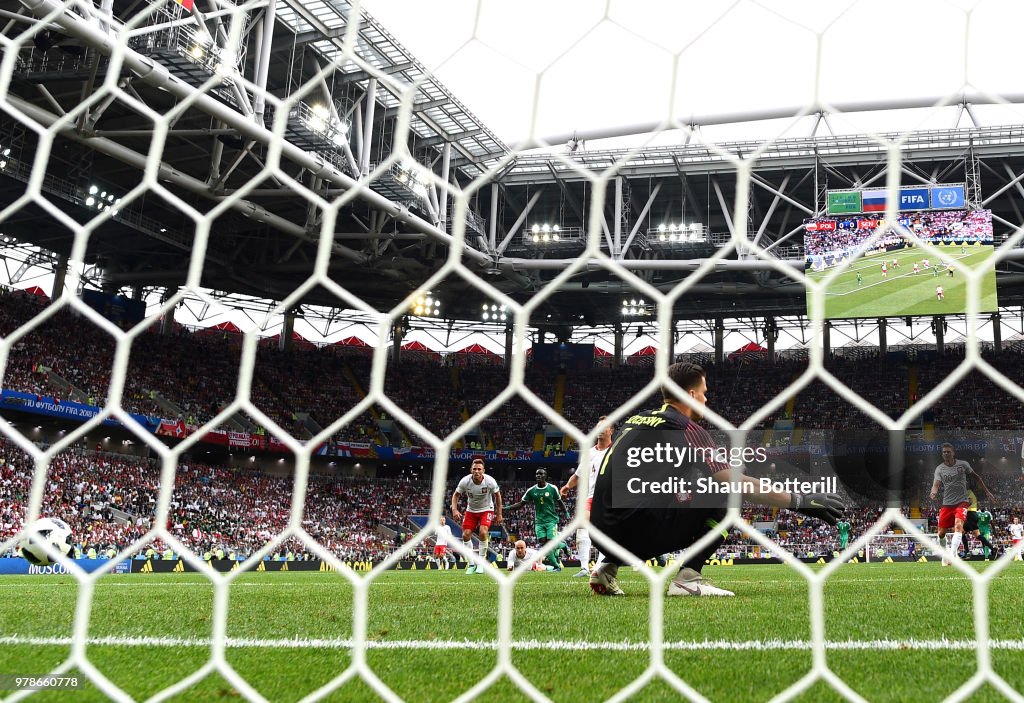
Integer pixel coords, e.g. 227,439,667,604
1009,517,1023,559
931,443,994,565
451,458,502,574
432,516,455,569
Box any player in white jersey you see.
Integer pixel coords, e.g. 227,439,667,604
931,443,994,565
432,516,455,569
506,539,557,571
560,416,613,577
1010,517,1024,560
452,458,502,574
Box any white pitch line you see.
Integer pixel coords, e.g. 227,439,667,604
1,635,1023,652
0,573,1013,588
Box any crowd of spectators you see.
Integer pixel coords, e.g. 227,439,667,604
8,291,1024,452
787,356,909,429
911,209,992,243
805,209,990,260
0,436,439,562
5,290,1024,560
915,348,1024,430
1,426,1021,563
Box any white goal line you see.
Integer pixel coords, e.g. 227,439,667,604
2,635,1022,653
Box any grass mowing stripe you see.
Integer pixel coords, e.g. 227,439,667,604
3,634,1024,651
1,565,1019,702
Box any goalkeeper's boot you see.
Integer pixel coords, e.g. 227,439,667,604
667,566,734,597
589,563,624,596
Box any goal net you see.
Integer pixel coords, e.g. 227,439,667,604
0,0,1023,701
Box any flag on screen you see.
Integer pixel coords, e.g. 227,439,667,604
862,189,887,212
175,0,195,12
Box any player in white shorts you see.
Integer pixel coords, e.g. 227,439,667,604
1010,517,1024,560
560,416,613,577
452,458,502,574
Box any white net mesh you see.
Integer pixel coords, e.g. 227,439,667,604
0,0,1023,701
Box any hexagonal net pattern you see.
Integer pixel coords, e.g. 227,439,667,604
1,1,1024,701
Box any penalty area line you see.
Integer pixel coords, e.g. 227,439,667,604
1,635,1022,652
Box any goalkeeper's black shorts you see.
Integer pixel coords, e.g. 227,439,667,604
963,510,979,532
591,506,727,565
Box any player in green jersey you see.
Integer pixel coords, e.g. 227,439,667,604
963,488,999,560
976,510,995,559
507,469,570,571
836,519,852,550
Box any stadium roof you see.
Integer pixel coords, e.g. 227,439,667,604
2,0,1024,334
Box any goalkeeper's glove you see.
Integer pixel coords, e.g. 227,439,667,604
789,493,845,526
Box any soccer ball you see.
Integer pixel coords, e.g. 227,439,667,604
19,517,73,566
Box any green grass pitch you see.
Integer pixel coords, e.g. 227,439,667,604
1,562,1023,702
805,245,999,319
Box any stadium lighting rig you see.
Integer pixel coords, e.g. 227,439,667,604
393,159,431,200
187,28,212,61
654,222,705,242
621,298,651,317
85,184,121,213
411,291,441,317
482,303,508,322
186,28,212,62
530,223,561,243
303,103,350,148
0,145,9,170
214,53,237,78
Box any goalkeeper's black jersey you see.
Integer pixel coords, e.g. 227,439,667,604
590,404,728,529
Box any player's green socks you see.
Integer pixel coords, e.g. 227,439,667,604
544,549,560,568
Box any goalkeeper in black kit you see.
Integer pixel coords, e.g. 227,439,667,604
589,362,845,597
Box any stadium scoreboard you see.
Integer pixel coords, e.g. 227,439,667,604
826,184,966,215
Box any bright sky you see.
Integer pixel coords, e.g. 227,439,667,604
362,0,1024,147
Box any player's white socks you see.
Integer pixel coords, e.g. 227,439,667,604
949,533,963,561
576,528,591,571
478,538,489,564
